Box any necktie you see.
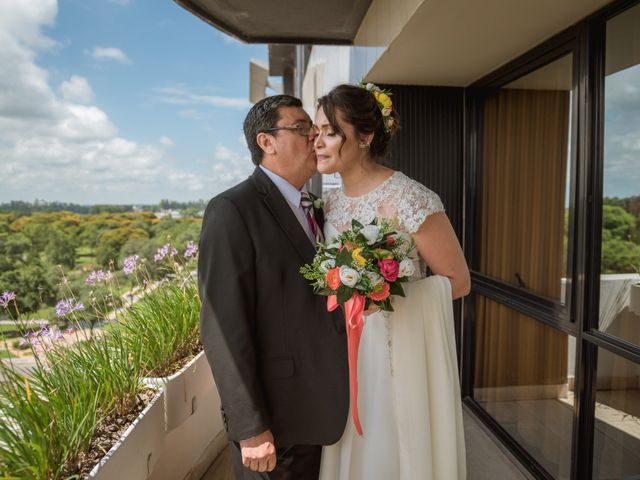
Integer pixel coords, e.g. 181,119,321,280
300,191,324,243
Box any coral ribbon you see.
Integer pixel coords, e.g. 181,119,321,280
327,292,365,436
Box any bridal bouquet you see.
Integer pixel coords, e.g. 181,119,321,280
300,218,416,312
300,218,416,436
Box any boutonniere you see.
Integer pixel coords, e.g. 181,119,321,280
310,194,324,211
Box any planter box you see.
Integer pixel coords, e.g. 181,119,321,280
87,390,165,480
630,283,640,315
86,353,224,480
146,351,215,432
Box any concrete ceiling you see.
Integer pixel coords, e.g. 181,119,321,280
174,0,373,44
363,0,613,87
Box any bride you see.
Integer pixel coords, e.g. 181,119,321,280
314,84,469,480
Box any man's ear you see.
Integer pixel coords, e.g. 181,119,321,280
257,132,276,155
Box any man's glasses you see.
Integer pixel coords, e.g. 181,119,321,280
262,122,315,137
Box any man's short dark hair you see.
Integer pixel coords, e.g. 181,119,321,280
243,95,303,166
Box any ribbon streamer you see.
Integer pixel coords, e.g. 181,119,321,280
328,292,365,436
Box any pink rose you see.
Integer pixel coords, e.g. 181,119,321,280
378,259,399,282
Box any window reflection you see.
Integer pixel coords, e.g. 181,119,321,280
474,296,575,479
599,3,640,346
479,54,573,304
592,349,640,479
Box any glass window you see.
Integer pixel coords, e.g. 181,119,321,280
473,295,575,478
479,54,574,304
592,349,640,478
599,3,640,346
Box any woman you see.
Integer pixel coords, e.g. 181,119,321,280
314,84,469,480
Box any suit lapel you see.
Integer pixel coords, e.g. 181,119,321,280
252,167,316,264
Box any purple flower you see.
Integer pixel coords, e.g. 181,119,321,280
55,298,84,318
85,269,111,286
0,291,16,308
184,241,198,259
18,339,27,348
64,328,75,335
123,255,140,275
154,243,170,262
52,330,64,341
169,247,178,258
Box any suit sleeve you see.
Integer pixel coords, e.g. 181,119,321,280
198,196,270,441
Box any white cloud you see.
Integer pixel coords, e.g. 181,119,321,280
0,1,242,204
89,46,131,64
159,136,174,147
152,85,250,109
179,108,208,120
58,75,94,104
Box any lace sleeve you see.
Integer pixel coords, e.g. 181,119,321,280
397,179,445,234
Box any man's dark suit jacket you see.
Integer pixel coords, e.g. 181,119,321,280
198,166,349,447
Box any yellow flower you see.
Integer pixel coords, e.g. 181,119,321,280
352,248,367,268
374,91,392,110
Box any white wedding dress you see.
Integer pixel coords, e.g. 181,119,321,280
319,171,466,480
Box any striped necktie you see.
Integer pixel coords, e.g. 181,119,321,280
300,191,324,244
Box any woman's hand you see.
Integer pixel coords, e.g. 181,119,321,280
363,302,380,316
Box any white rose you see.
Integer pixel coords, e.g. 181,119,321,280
398,258,416,278
360,225,381,245
339,266,360,288
319,259,336,273
365,271,383,286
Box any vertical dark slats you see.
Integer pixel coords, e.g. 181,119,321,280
380,84,465,363
381,85,464,238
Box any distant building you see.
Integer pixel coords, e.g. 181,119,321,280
154,209,182,220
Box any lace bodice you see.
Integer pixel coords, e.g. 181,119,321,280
323,171,445,280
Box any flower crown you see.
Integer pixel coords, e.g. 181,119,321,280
357,82,395,133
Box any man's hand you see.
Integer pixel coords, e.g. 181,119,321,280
239,429,277,472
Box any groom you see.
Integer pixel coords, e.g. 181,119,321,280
198,95,349,479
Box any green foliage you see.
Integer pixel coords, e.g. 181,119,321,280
45,229,77,269
116,279,201,377
95,227,148,268
601,202,640,273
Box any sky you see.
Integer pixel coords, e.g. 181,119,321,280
0,1,637,205
0,0,267,204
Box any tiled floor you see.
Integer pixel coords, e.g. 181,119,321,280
201,407,532,480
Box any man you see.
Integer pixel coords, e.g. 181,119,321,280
198,95,349,479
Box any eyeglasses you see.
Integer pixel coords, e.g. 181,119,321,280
262,122,315,137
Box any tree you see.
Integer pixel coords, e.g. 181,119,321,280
45,228,77,269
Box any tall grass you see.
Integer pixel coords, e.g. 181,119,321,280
0,242,200,478
0,326,146,479
117,277,200,378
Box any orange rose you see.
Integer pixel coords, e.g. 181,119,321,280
368,281,390,301
325,267,341,290
343,241,357,251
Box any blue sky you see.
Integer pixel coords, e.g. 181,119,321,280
0,0,267,204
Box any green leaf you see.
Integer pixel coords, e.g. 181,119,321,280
351,219,364,231
335,248,352,267
379,299,394,312
337,284,354,304
389,282,405,297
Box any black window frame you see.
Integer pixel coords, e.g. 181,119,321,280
460,1,640,479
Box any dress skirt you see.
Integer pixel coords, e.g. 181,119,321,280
319,275,466,480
